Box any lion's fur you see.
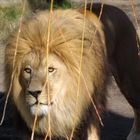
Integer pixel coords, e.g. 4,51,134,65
5,9,107,139
5,2,140,140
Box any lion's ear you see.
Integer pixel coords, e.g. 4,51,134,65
77,8,104,33
77,9,98,23
77,9,84,15
78,8,106,57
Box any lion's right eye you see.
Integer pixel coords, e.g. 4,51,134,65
24,67,32,74
48,67,55,73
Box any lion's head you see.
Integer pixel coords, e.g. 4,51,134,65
5,9,107,138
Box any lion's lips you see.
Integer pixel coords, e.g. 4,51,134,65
30,102,48,107
30,101,53,107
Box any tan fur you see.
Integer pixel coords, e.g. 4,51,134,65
5,9,107,139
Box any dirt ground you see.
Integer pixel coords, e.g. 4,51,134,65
0,0,140,140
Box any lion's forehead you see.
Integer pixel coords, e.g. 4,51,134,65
22,52,67,74
23,52,46,65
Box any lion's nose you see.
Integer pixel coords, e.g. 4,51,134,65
28,90,42,99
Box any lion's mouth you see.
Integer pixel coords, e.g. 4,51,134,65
29,102,53,117
30,101,53,107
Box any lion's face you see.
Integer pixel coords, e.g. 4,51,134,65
20,52,71,117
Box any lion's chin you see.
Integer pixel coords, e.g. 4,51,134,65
30,104,49,117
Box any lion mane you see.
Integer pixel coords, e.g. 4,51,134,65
5,8,108,139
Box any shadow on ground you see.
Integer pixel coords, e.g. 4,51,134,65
101,112,133,140
0,93,20,140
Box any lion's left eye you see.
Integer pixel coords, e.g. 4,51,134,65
48,67,56,73
24,67,32,74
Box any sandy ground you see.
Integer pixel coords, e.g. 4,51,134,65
0,0,140,140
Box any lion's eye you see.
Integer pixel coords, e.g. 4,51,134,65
24,67,32,74
48,67,55,73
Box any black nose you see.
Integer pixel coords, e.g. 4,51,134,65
28,90,42,99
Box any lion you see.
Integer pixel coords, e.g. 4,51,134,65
5,3,140,140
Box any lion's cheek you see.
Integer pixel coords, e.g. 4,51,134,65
10,76,35,129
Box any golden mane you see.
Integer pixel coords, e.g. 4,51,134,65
5,9,107,138
6,9,106,76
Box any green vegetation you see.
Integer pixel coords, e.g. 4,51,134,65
53,0,72,9
0,5,23,42
0,5,22,21
28,0,72,11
